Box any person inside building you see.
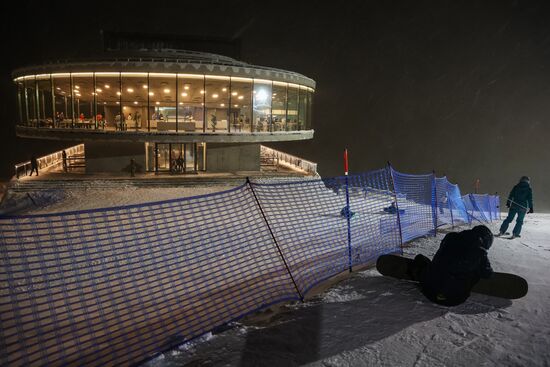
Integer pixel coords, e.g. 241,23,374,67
96,112,103,128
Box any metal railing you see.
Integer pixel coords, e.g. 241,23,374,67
260,145,318,175
14,144,85,178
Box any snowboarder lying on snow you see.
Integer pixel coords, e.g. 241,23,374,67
408,225,494,306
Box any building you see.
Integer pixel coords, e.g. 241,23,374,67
12,50,315,175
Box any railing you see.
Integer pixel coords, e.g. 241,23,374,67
14,144,84,178
0,166,499,367
260,145,318,175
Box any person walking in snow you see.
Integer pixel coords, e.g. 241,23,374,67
499,176,534,238
408,225,494,306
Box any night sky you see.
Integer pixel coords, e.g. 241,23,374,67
1,1,549,210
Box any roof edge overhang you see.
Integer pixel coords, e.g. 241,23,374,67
15,126,315,144
12,59,316,89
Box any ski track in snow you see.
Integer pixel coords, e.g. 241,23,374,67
142,213,550,367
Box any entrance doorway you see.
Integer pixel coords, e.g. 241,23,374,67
146,142,206,173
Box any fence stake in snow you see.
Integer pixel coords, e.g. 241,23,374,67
432,170,438,237
344,149,353,272
246,177,304,301
448,190,455,228
387,162,404,248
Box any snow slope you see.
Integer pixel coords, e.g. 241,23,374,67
4,182,546,366
143,214,550,367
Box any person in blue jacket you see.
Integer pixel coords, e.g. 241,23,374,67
408,225,494,306
499,176,534,238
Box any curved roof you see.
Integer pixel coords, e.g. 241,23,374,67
12,49,316,89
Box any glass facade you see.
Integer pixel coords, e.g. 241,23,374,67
272,81,287,132
14,72,314,134
253,79,272,132
178,74,205,132
52,74,72,128
230,77,253,133
287,84,299,131
145,142,205,173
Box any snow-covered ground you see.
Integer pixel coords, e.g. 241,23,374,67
2,182,548,366
143,214,550,367
8,184,236,215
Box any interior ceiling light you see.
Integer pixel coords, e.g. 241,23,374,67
143,85,148,89
134,101,138,105
212,94,219,98
127,88,134,93
155,101,160,105
255,89,268,102
96,88,102,92
164,89,170,93
104,85,110,88
184,85,190,90
181,92,188,97
149,92,154,96
222,88,227,92
238,95,244,100
231,92,238,96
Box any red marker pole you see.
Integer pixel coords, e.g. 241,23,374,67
344,148,352,272
344,148,349,176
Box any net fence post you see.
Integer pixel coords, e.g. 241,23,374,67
246,177,304,302
432,170,438,236
469,196,474,225
494,191,501,220
387,162,404,248
344,149,352,273
447,189,454,228
345,175,352,272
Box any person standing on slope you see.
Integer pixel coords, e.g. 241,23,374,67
499,176,533,238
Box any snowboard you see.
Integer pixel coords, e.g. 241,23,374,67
376,254,528,300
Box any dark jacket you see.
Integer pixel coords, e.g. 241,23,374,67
507,181,533,211
420,230,493,306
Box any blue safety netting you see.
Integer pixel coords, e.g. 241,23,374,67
435,177,452,226
0,166,500,366
390,168,436,242
435,177,470,227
